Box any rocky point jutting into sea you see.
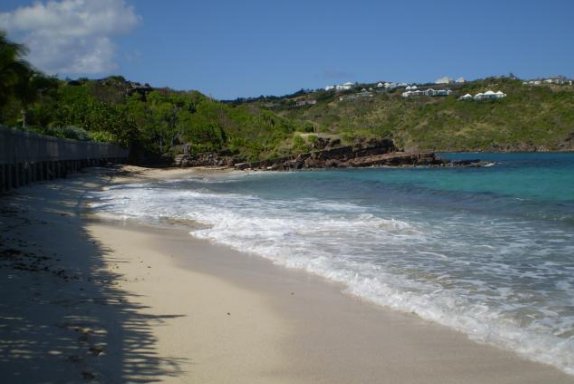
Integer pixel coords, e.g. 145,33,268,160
174,138,484,170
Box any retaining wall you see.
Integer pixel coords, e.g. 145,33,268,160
0,126,128,192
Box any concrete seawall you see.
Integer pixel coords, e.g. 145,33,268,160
0,126,128,192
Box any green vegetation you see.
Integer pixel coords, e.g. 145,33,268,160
274,78,574,152
1,32,573,165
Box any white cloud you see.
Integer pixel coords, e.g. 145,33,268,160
0,0,140,74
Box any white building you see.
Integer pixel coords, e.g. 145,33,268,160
336,82,354,91
525,78,570,86
472,90,506,101
433,89,452,96
435,76,454,84
459,93,473,100
325,82,355,91
402,88,451,98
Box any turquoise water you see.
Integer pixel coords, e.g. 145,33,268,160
93,152,574,374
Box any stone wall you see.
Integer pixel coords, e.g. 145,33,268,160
0,126,127,192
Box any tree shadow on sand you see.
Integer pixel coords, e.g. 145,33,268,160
0,169,189,383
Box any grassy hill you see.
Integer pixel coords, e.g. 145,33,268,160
265,77,574,152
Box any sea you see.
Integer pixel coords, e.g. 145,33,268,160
91,152,574,374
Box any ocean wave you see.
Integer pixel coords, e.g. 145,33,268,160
91,176,574,375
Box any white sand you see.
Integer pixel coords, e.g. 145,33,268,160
1,165,573,383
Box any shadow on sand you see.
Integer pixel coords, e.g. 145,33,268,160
0,169,188,383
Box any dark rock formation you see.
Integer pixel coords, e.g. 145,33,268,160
174,153,235,168
174,138,484,170
233,139,458,170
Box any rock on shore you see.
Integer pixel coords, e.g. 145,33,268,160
174,138,483,170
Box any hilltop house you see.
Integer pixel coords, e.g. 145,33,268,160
402,88,452,98
325,82,355,91
381,82,408,90
337,82,354,91
471,90,506,101
523,77,571,86
435,76,454,84
459,90,506,101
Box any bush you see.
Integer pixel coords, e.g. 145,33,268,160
31,125,92,141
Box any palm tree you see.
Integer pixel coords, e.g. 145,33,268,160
0,31,39,115
0,31,57,127
0,31,31,105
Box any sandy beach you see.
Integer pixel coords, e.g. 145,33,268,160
1,165,574,383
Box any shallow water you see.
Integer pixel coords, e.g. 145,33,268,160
91,152,574,374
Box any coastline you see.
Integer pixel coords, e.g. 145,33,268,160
1,166,573,383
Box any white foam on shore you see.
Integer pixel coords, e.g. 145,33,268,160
90,181,574,375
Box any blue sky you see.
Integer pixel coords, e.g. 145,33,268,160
1,0,573,99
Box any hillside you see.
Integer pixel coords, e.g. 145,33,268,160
262,77,574,152
2,61,573,164
1,75,307,163
3,76,574,166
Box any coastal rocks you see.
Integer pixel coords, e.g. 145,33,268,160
346,151,444,167
238,139,400,170
174,153,234,168
235,150,485,170
175,138,484,170
232,139,468,170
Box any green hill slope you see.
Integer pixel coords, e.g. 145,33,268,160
271,78,574,152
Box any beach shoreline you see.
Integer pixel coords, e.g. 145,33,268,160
1,165,573,383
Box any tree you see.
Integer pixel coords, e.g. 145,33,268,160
14,71,59,127
0,32,32,98
0,32,30,109
0,31,58,127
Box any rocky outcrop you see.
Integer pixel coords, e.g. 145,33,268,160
233,139,465,170
174,138,484,170
239,151,447,170
174,153,235,167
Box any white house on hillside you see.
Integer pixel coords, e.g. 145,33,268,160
473,90,506,100
435,76,454,84
325,82,355,91
336,82,354,91
402,88,452,98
